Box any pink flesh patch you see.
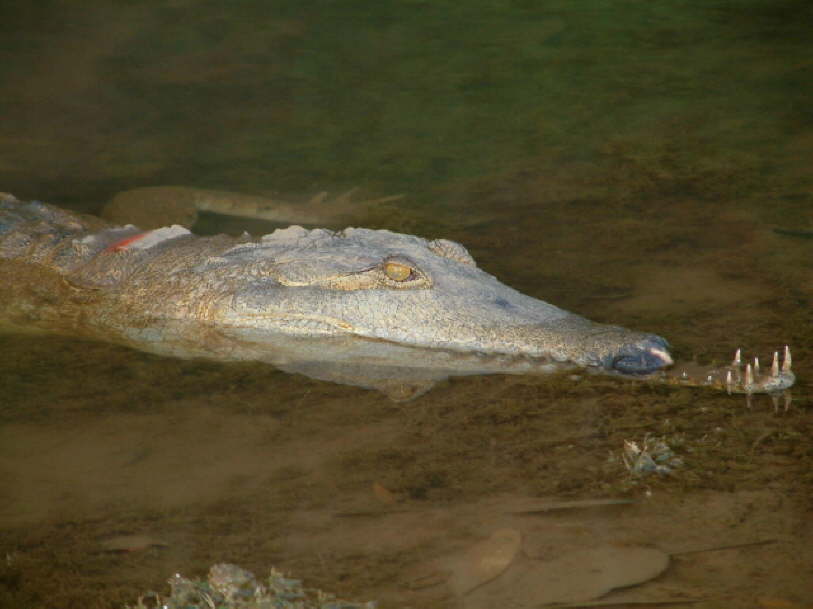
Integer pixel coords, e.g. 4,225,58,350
104,233,148,252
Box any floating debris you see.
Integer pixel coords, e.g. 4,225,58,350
621,435,683,476
207,564,259,604
125,562,376,609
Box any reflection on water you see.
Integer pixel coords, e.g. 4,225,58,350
1,1,812,607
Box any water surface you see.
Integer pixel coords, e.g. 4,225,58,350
1,2,811,607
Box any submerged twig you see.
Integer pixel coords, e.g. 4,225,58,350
506,498,636,514
545,599,705,608
670,538,777,556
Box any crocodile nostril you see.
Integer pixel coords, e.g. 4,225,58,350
611,338,673,375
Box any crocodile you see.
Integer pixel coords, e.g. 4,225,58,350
0,189,795,400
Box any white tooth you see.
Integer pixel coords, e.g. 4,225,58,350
745,363,753,389
733,348,742,366
726,370,733,394
753,356,760,377
771,351,779,377
782,345,792,372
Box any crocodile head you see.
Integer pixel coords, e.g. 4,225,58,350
192,225,744,399
2,194,793,400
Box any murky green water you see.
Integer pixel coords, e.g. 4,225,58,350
1,2,812,608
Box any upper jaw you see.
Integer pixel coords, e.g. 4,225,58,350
495,318,675,376
372,317,675,377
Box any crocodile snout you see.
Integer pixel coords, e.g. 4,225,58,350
610,336,673,375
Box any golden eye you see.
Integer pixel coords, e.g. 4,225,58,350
384,261,412,282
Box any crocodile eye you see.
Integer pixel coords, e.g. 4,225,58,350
384,261,412,282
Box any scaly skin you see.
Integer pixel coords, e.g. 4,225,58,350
0,191,794,399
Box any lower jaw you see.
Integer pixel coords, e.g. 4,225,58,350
642,347,795,395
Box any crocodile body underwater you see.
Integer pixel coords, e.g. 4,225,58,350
0,189,795,400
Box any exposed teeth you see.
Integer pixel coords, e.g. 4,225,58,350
745,363,754,393
666,346,794,395
728,346,794,393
